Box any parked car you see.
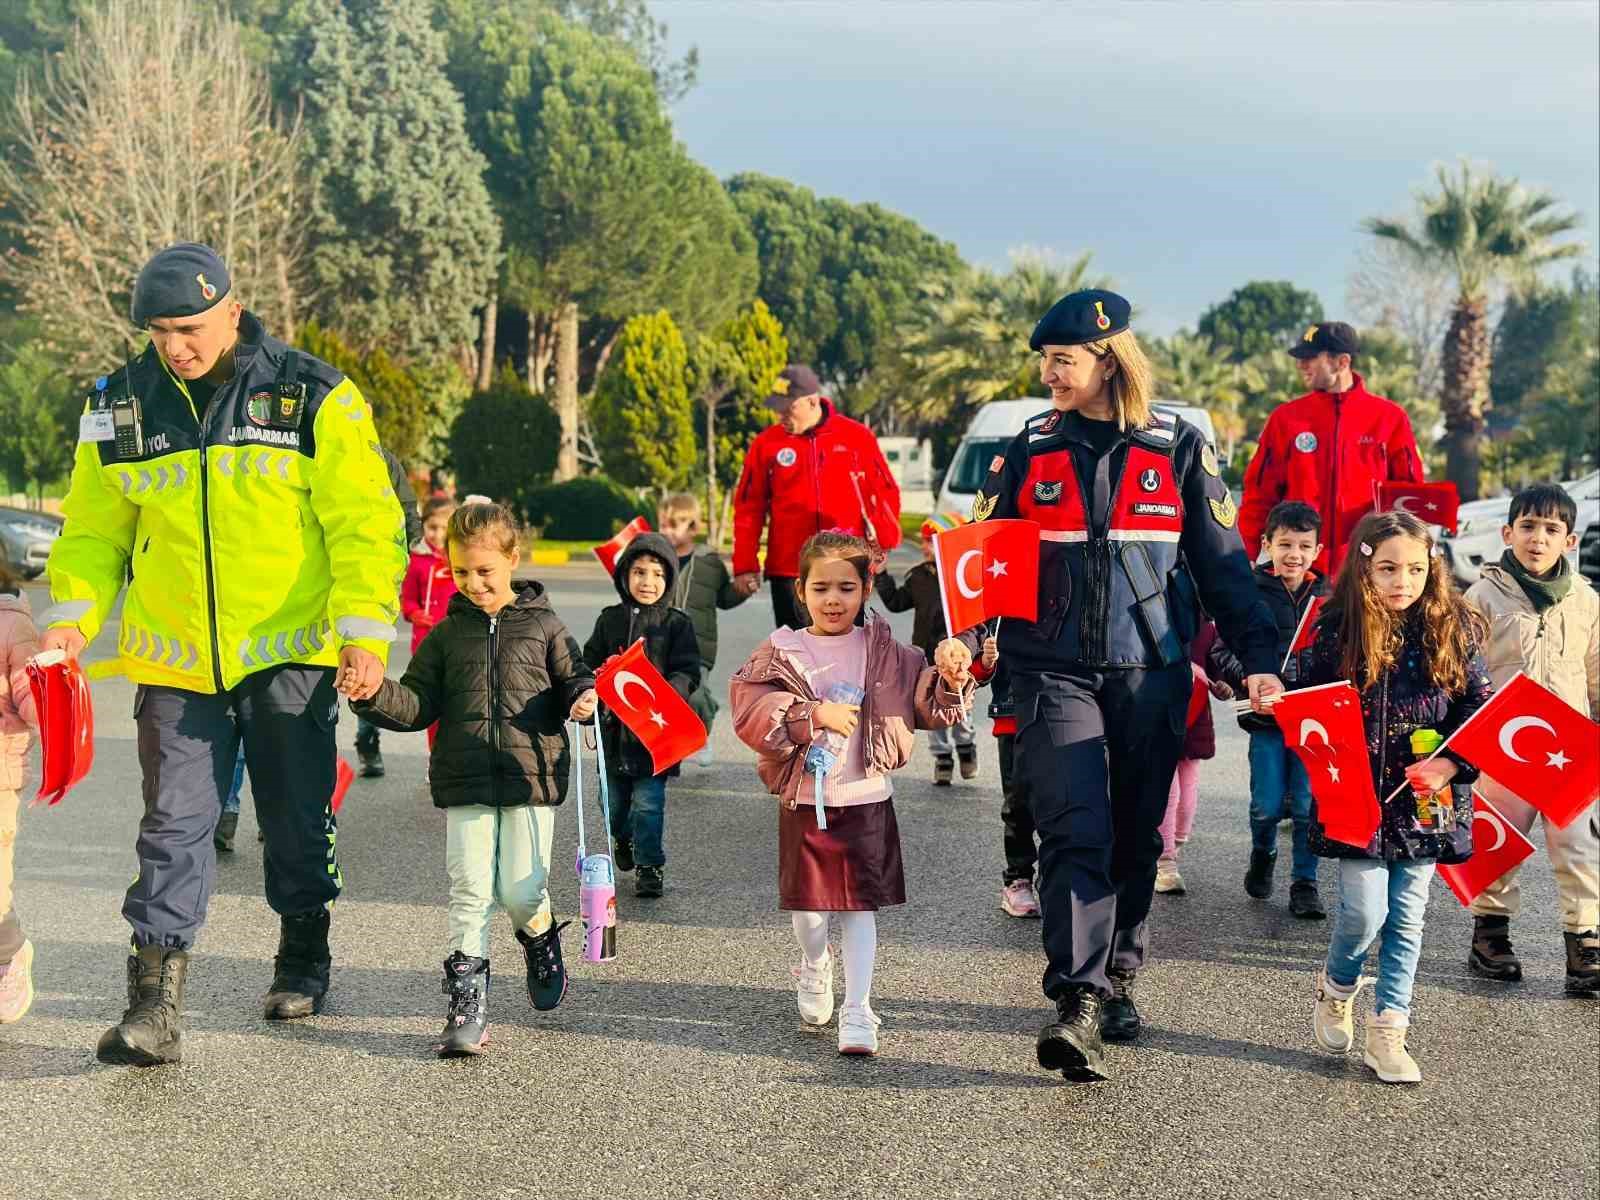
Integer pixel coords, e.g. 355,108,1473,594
932,398,1218,519
0,505,63,579
1439,470,1598,588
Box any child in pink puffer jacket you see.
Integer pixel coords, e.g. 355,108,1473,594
1,557,41,1023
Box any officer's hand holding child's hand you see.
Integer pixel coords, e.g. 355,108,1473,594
814,702,860,737
569,689,598,722
980,636,999,669
335,646,384,701
1245,673,1285,714
934,638,972,690
41,627,87,660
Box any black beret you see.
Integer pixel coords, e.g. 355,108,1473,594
131,242,231,325
1028,288,1131,351
1287,321,1359,359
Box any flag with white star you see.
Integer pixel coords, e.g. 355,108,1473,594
1271,681,1381,848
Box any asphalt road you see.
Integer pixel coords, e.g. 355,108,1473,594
3,564,1596,1200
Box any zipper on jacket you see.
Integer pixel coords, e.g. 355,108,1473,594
810,436,824,539
1080,439,1129,664
168,368,228,693
1329,394,1343,549
488,613,500,808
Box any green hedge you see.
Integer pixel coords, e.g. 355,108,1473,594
523,475,651,541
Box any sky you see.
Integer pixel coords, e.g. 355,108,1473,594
654,0,1600,334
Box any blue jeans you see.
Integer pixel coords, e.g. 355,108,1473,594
1324,858,1435,1017
1247,729,1316,883
222,747,247,815
607,773,667,868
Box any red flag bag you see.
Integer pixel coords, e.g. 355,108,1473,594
25,649,94,806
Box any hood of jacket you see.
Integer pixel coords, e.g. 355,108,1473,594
445,578,552,621
612,532,680,605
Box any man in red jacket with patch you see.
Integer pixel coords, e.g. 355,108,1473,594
732,364,901,628
1240,322,1425,574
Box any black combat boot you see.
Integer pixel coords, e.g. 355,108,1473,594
1244,848,1276,900
1101,969,1141,1042
1468,915,1522,982
214,810,239,853
96,944,188,1067
515,921,571,1011
264,909,332,1019
355,727,384,778
435,953,490,1057
1564,929,1599,997
1036,986,1108,1082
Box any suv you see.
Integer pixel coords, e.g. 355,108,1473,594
0,505,63,579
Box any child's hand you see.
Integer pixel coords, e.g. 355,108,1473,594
868,544,889,576
335,646,384,700
1405,757,1458,794
814,702,860,737
934,638,972,689
569,689,598,722
980,636,999,669
1209,678,1235,701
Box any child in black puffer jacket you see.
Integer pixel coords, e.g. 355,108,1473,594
354,504,597,1058
584,532,700,899
1297,511,1492,1086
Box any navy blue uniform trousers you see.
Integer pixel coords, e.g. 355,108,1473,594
1014,664,1189,1000
125,665,342,948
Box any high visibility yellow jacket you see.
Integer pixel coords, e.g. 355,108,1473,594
45,312,408,694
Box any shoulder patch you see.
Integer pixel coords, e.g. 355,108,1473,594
1209,492,1238,529
1200,443,1220,477
971,491,998,522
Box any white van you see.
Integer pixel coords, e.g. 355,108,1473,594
932,398,1219,518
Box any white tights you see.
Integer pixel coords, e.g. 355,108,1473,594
791,910,877,1009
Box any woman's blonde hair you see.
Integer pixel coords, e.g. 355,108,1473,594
1081,329,1156,432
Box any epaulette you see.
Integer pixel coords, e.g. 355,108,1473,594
1132,407,1180,451
1027,408,1066,442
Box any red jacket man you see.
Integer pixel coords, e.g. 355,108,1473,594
732,364,901,628
1240,322,1424,574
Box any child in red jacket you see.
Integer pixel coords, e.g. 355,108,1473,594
400,498,457,748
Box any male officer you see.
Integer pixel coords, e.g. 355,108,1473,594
42,243,406,1066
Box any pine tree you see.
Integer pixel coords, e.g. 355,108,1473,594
590,311,695,492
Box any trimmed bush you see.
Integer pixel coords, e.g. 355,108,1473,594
524,475,650,541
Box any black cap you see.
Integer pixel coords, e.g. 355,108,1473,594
1287,321,1359,360
765,364,823,412
131,243,231,326
1028,289,1131,350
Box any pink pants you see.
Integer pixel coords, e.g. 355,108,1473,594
1159,759,1200,861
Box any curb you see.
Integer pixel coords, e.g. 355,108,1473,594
527,549,573,566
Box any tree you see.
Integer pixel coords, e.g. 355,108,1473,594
1364,161,1584,499
448,364,560,512
458,12,754,477
590,311,694,492
727,173,964,409
0,0,303,379
297,321,434,463
276,0,500,367
1197,281,1324,362
689,299,788,545
0,342,78,497
1151,334,1253,466
1346,240,1455,407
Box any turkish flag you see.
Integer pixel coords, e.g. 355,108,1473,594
931,519,1040,637
593,517,650,576
1282,595,1326,671
1430,671,1600,829
25,651,95,807
330,758,355,814
1436,790,1538,906
594,639,706,774
1375,481,1460,535
1273,682,1381,848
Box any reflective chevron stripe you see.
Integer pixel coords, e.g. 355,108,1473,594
239,619,332,668
120,622,200,673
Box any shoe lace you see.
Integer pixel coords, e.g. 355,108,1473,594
528,922,569,984
1108,972,1135,1003
1574,938,1600,969
841,1005,880,1031
445,979,482,1020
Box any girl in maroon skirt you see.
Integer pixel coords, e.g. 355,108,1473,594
730,532,976,1055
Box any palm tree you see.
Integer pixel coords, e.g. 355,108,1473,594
1365,161,1583,499
1152,334,1252,465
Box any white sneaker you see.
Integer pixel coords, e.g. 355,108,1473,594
792,951,833,1026
838,1003,881,1055
1154,859,1186,895
1363,1010,1422,1083
1312,967,1365,1053
0,939,35,1024
693,747,714,768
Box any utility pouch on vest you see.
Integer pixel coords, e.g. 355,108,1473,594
1121,541,1181,667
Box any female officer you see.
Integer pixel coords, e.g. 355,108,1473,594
955,289,1282,1081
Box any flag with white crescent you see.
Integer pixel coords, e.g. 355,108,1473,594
1415,671,1599,829
1271,681,1381,848
930,518,1040,637
593,517,651,576
593,638,707,774
1374,481,1460,535
1283,595,1325,672
1436,790,1538,906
